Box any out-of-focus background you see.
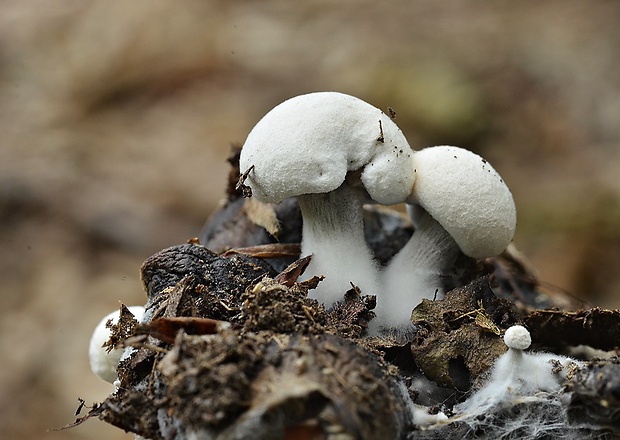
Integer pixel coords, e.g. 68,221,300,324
0,1,618,438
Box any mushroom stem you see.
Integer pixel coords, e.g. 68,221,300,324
373,208,461,330
297,184,380,307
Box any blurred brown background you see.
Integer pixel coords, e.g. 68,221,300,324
0,1,618,438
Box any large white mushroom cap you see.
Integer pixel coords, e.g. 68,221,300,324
408,146,516,258
239,92,415,205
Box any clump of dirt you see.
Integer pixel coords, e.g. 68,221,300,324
103,304,142,352
567,358,620,427
158,330,267,431
327,284,377,339
141,242,276,302
95,329,410,440
141,243,276,323
241,277,328,334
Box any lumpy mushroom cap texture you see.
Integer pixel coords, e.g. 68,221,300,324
504,325,532,350
239,92,414,205
408,145,517,258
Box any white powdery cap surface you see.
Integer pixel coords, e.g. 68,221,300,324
239,92,415,205
409,146,517,258
504,325,532,350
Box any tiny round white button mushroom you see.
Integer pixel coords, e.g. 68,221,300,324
375,146,516,331
239,92,415,307
503,324,531,350
89,306,145,384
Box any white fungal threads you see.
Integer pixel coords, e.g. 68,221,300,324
239,92,415,307
454,325,579,418
435,325,584,437
89,306,145,384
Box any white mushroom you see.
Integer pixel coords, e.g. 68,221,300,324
89,306,145,384
455,325,579,416
239,92,415,306
375,146,516,330
503,324,532,350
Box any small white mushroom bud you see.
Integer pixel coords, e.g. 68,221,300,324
504,324,531,350
89,306,145,384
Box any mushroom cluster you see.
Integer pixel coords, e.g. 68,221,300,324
239,92,414,307
238,92,516,332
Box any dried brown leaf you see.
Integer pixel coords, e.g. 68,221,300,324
223,243,301,259
135,317,232,344
275,255,312,287
243,197,280,238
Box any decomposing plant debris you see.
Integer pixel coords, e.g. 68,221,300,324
525,308,620,351
103,304,142,353
73,147,620,439
140,243,276,309
410,277,518,390
241,277,328,334
93,329,411,440
327,284,377,340
567,358,620,427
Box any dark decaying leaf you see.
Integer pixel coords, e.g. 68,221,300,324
274,255,312,287
135,317,233,344
410,277,519,389
524,308,620,351
103,304,141,353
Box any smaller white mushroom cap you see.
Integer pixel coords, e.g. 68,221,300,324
504,325,532,350
89,306,145,383
239,92,415,205
408,146,516,258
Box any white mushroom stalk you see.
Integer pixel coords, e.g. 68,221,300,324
376,146,517,330
296,184,380,303
239,92,415,307
373,209,462,332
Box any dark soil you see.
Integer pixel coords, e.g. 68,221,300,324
69,154,620,439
